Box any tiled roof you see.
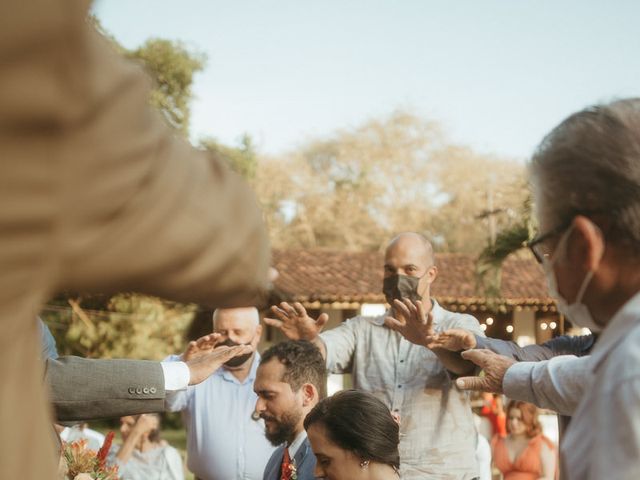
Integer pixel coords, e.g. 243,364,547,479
272,249,554,307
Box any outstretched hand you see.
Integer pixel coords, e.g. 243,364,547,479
264,302,328,341
384,299,440,348
182,333,222,362
454,349,516,393
428,328,477,352
186,344,253,385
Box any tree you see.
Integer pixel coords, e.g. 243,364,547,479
127,39,205,134
199,134,257,180
255,110,528,253
91,17,204,134
42,293,196,360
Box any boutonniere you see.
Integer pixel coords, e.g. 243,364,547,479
287,460,297,480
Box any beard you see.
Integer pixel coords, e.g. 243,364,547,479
261,409,303,446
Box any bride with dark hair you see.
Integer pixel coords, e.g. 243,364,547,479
304,390,400,480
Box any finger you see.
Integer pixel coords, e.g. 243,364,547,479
280,302,297,317
269,306,290,322
384,316,404,330
292,302,307,318
416,300,430,327
460,349,493,368
316,313,329,329
455,376,491,391
227,344,253,358
263,317,285,329
195,334,216,348
393,299,411,319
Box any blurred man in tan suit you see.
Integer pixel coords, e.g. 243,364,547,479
0,1,271,478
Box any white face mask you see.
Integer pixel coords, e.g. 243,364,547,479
541,226,602,332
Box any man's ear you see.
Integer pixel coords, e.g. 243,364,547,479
300,383,318,407
252,325,263,346
571,216,605,271
427,265,438,283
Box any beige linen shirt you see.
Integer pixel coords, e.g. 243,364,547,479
320,301,484,479
0,1,270,478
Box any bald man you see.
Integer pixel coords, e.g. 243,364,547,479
164,308,276,480
266,233,484,479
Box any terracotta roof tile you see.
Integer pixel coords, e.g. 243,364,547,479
272,249,553,305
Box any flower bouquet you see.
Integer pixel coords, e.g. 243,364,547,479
60,431,119,480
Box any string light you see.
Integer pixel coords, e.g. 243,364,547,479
540,322,548,330
486,317,494,326
550,321,557,329
480,324,487,331
506,325,514,333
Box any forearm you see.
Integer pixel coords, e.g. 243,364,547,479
46,357,166,421
475,335,555,361
432,348,476,376
115,433,142,463
503,355,588,415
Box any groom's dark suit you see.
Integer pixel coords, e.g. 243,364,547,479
263,437,316,480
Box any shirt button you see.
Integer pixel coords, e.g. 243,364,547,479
400,359,405,363
397,385,402,388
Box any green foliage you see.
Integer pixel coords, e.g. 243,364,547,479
199,134,257,180
475,195,536,299
127,39,205,134
42,294,196,360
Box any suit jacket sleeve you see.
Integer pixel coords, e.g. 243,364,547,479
46,356,166,422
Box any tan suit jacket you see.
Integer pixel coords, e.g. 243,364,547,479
0,1,270,478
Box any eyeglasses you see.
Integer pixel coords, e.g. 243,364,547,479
527,219,573,264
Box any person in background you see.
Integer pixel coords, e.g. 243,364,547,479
109,414,184,480
266,232,484,479
303,389,400,480
480,392,507,438
165,308,275,480
491,401,556,480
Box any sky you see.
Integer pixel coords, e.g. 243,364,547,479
94,0,640,161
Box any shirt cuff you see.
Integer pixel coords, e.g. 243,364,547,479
503,361,536,403
160,361,191,391
474,335,489,349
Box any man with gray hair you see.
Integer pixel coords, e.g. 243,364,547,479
457,98,640,479
165,307,276,480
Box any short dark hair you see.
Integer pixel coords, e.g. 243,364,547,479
303,389,400,469
260,340,326,398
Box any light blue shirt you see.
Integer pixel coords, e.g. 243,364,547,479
165,353,276,480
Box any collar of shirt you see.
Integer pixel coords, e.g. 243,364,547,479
590,291,640,372
287,430,308,459
219,351,261,385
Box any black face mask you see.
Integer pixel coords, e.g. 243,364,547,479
382,274,423,304
219,338,254,367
